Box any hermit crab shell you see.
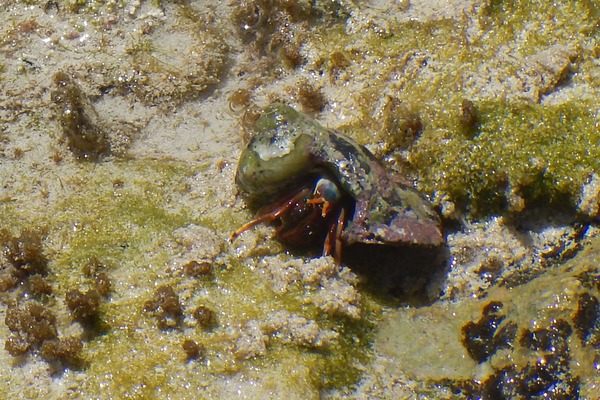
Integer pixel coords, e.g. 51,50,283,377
235,103,444,247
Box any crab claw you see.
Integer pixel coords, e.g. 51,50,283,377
307,178,341,217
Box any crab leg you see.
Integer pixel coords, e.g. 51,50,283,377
323,207,346,263
230,190,309,242
334,208,345,261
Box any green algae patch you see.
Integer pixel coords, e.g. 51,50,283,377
0,160,194,242
82,330,189,399
49,160,193,271
481,0,600,42
304,0,600,217
0,157,374,396
75,254,373,397
413,101,600,215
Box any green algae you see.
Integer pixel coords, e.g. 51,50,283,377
0,158,373,396
476,0,599,59
76,256,371,396
414,101,600,214
0,160,193,284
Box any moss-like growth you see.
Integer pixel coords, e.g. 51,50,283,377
458,99,478,137
280,42,304,69
93,272,111,297
65,288,101,324
52,71,110,160
83,259,112,297
183,260,212,278
0,229,51,297
192,305,217,329
373,97,423,156
27,274,53,298
182,339,204,361
144,285,184,330
414,101,600,215
5,302,57,355
295,80,326,112
0,228,48,278
40,336,83,366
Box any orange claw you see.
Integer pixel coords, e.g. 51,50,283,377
307,197,330,217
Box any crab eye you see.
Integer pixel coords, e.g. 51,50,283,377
313,178,342,204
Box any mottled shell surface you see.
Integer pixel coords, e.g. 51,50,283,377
235,103,444,247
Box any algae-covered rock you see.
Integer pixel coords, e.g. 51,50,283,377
367,235,600,399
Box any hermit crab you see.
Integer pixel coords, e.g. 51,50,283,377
230,103,444,262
